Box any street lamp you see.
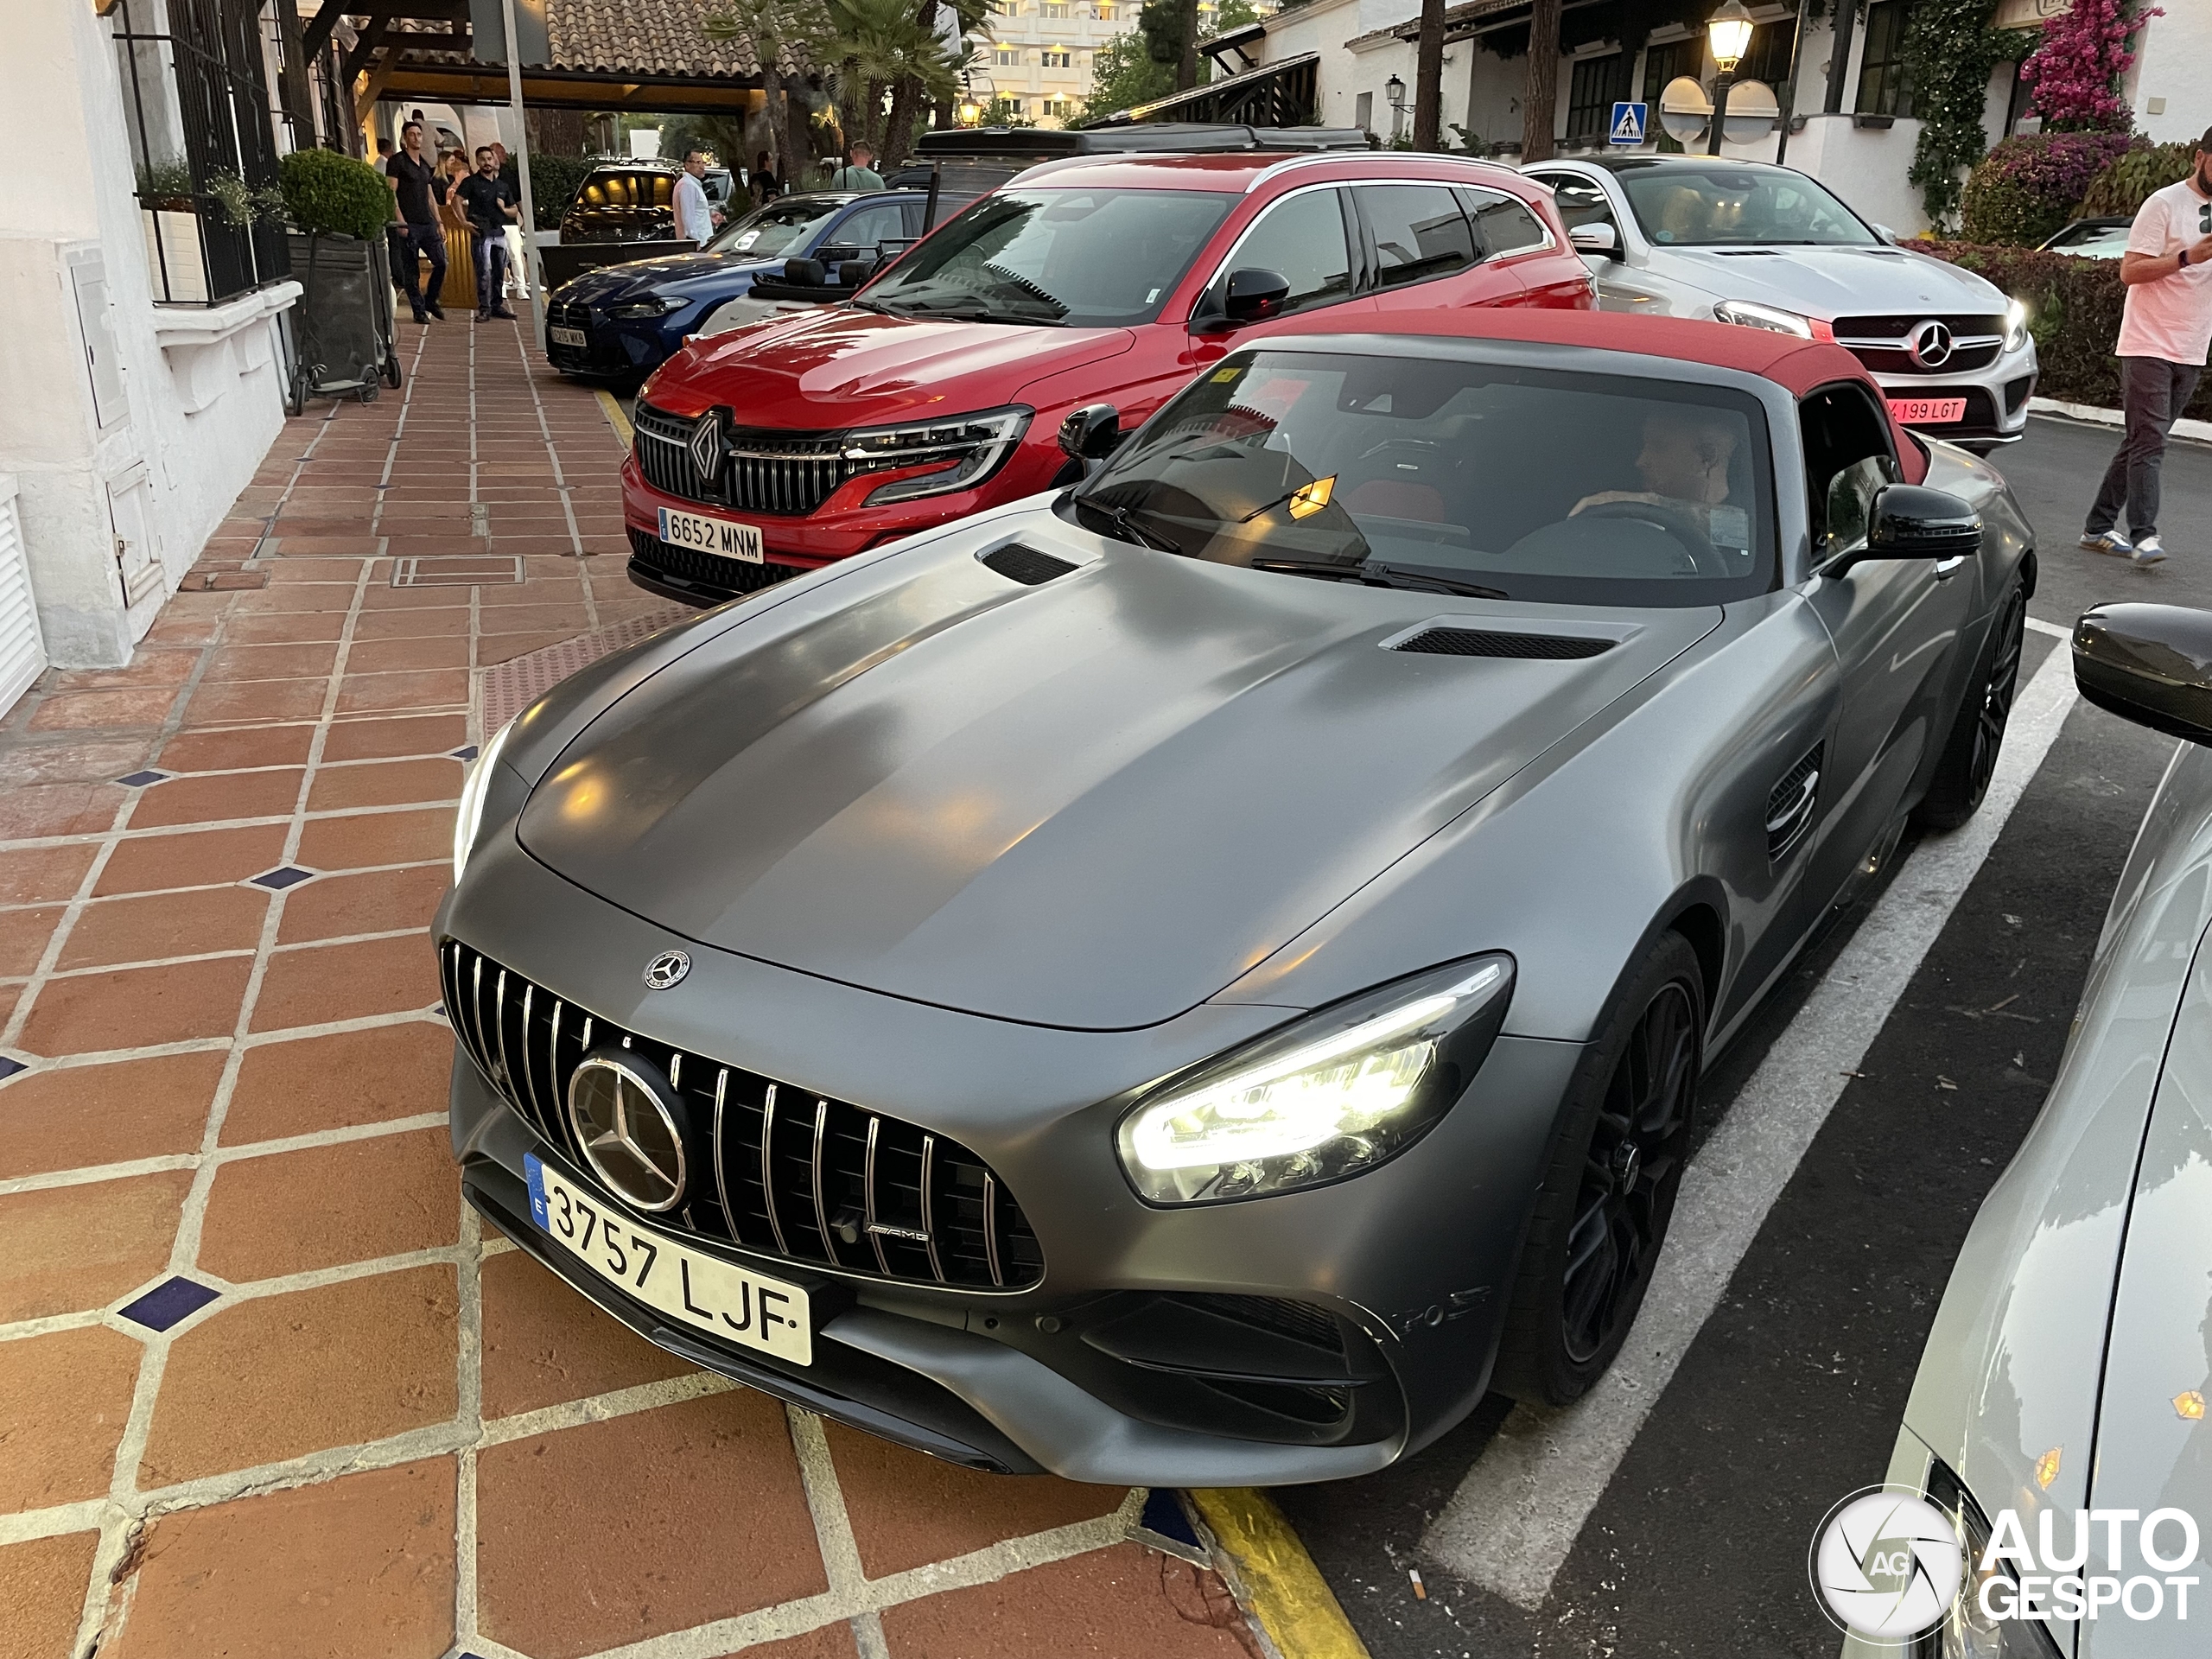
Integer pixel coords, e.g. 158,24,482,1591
1706,0,1755,156
1385,73,1407,143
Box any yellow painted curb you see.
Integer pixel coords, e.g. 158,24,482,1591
595,387,632,447
1190,1487,1370,1659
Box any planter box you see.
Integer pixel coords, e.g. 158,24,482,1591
285,232,395,397
140,207,208,303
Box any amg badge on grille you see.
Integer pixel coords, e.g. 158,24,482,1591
643,950,690,990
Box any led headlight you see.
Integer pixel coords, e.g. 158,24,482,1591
2003,298,2031,353
451,716,517,881
852,407,1032,505
1920,1461,2064,1657
609,296,688,318
1712,298,1821,339
1117,955,1514,1205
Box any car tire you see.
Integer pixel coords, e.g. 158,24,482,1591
1493,932,1704,1408
1914,576,2026,832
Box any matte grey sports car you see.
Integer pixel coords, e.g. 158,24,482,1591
439,308,2034,1484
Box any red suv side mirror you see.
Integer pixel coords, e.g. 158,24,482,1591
1223,267,1292,325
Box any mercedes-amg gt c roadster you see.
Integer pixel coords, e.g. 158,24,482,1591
439,309,2033,1484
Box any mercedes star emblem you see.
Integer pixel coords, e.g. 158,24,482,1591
688,413,724,485
567,1053,688,1211
644,950,690,990
1907,320,1955,370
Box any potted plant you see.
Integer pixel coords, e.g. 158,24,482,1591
277,148,404,406
136,156,207,303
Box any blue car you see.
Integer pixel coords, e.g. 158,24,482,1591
543,191,931,383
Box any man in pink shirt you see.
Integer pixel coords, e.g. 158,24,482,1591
2082,127,2212,564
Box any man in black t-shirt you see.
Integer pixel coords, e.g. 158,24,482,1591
455,147,521,321
386,120,447,322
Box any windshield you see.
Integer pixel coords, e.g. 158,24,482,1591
1072,349,1776,608
860,188,1233,327
1617,166,1876,247
709,199,842,257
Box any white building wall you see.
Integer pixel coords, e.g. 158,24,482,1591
0,0,296,671
2130,2,2212,148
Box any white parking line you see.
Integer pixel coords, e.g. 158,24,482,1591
1424,631,2081,1609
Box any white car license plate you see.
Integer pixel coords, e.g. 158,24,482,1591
525,1154,810,1364
549,325,588,347
658,506,764,563
1887,397,1968,426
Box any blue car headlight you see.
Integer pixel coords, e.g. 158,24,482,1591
1116,956,1515,1205
609,296,689,320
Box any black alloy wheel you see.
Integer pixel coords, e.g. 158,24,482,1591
1560,981,1697,1364
1494,932,1705,1407
1916,576,2026,831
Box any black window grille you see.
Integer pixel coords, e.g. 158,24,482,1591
110,0,292,306
1566,54,1627,142
1855,1,1914,120
1737,19,1798,101
1642,38,1694,107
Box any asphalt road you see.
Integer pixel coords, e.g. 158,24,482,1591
1275,416,2212,1658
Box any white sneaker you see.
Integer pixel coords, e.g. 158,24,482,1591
2133,535,2167,564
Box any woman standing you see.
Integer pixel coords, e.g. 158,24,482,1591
436,150,480,312
750,150,779,208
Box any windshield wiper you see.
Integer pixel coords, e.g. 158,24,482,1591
1075,496,1181,554
1252,557,1509,600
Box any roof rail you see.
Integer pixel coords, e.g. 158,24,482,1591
1241,149,1515,193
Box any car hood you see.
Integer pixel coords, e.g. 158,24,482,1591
1645,244,2005,320
566,254,772,301
515,518,1716,1029
645,307,1137,427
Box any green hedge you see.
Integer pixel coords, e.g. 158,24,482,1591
2080,142,2197,217
1917,241,2212,422
278,148,390,241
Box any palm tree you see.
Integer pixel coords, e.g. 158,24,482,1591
707,0,836,185
823,0,962,156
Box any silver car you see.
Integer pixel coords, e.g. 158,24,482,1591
1522,156,2038,452
1859,603,2212,1658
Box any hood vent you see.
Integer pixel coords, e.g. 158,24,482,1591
979,543,1079,586
1389,627,1614,661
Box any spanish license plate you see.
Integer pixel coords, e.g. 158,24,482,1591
658,506,765,563
1887,397,1968,426
549,325,588,347
524,1153,810,1364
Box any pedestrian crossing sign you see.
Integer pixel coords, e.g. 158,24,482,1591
1609,101,1649,146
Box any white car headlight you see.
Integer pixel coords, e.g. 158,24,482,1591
849,406,1032,506
2003,298,2031,353
1116,956,1514,1205
1712,298,1818,338
452,716,518,881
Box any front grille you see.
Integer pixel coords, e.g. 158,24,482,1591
1834,313,2007,378
627,526,803,598
547,299,594,334
1391,627,1612,659
633,402,856,516
441,940,1045,1291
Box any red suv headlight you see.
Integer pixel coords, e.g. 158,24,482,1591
849,406,1033,505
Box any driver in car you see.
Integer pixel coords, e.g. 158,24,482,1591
1569,409,1750,552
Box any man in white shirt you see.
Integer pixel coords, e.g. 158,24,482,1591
2082,127,2212,564
674,148,722,246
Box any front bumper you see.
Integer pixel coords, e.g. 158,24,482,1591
439,830,1585,1484
544,300,688,378
1868,347,2038,446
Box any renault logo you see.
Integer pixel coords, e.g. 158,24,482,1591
688,413,724,486
568,1053,688,1211
644,950,690,990
1907,320,1955,370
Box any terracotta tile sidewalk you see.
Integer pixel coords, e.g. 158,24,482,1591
0,321,1262,1659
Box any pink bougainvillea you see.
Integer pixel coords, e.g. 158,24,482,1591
2019,0,2162,132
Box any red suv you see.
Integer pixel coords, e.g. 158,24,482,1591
622,149,1593,604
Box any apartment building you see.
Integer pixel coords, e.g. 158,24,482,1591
981,0,1241,127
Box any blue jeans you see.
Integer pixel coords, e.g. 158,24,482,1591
473,230,512,315
395,220,445,315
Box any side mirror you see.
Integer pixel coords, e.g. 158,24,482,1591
1058,403,1122,461
1569,222,1619,256
2075,603,2212,745
1872,222,1898,245
1223,267,1292,325
1866,484,1980,559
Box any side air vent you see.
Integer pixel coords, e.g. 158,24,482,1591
1390,627,1614,660
1766,742,1824,861
979,543,1078,586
